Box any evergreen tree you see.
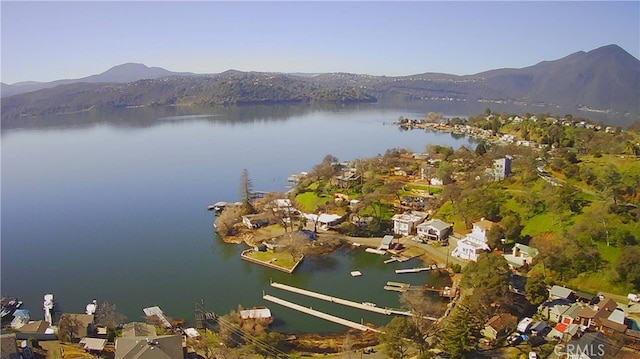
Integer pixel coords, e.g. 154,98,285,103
240,169,255,215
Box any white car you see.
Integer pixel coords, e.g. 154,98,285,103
528,352,537,359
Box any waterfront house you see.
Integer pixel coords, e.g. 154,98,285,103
121,322,157,337
64,313,96,341
503,243,539,269
240,306,273,325
242,213,272,229
303,213,343,230
416,219,452,243
79,337,107,354
451,218,495,261
16,320,56,341
391,211,428,236
10,309,29,329
115,334,184,359
481,313,517,340
549,285,576,302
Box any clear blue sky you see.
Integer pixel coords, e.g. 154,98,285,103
1,1,638,84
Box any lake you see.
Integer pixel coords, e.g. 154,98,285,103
1,103,475,333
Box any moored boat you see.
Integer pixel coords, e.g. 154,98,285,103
1,296,23,320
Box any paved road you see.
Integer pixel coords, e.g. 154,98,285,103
336,233,468,269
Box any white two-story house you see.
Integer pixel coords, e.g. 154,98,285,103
451,218,496,261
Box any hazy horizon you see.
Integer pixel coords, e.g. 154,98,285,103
2,1,638,84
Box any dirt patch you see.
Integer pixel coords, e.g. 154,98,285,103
286,329,379,353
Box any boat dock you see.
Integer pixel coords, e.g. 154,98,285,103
143,306,172,328
365,248,386,255
395,266,433,274
383,281,411,292
270,282,412,316
263,294,383,333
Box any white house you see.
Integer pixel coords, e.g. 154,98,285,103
503,243,539,268
303,213,343,230
451,218,496,261
416,219,452,242
391,211,429,236
491,156,512,181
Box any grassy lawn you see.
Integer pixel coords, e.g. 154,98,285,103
522,212,564,237
360,201,396,221
296,192,332,213
244,250,299,271
400,246,426,259
567,269,634,296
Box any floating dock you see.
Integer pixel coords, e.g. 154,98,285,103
395,266,434,274
269,282,412,316
365,248,386,255
143,306,172,328
263,294,382,333
383,281,411,292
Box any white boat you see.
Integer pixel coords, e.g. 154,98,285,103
350,271,362,277
43,293,54,324
86,300,97,315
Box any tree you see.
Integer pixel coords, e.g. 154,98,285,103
437,299,479,359
215,205,242,236
399,291,443,351
379,317,421,359
525,273,548,306
57,314,83,342
475,141,487,156
615,246,640,290
435,162,453,185
240,169,256,215
460,252,510,306
501,213,523,242
284,231,309,262
94,301,126,330
486,225,506,251
597,165,622,206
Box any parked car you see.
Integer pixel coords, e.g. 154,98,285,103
528,352,538,359
508,332,524,346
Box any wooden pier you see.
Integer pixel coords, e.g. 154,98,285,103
270,282,412,316
143,306,172,328
263,294,383,333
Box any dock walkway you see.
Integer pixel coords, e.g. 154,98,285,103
270,282,412,316
263,294,382,333
143,306,172,328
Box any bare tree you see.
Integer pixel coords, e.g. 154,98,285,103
94,301,126,330
285,231,309,262
215,205,242,236
57,314,83,342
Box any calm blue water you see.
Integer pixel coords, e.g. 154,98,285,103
1,104,473,333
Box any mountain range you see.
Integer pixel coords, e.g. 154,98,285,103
2,44,638,126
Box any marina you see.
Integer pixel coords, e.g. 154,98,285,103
269,282,413,316
262,294,383,333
